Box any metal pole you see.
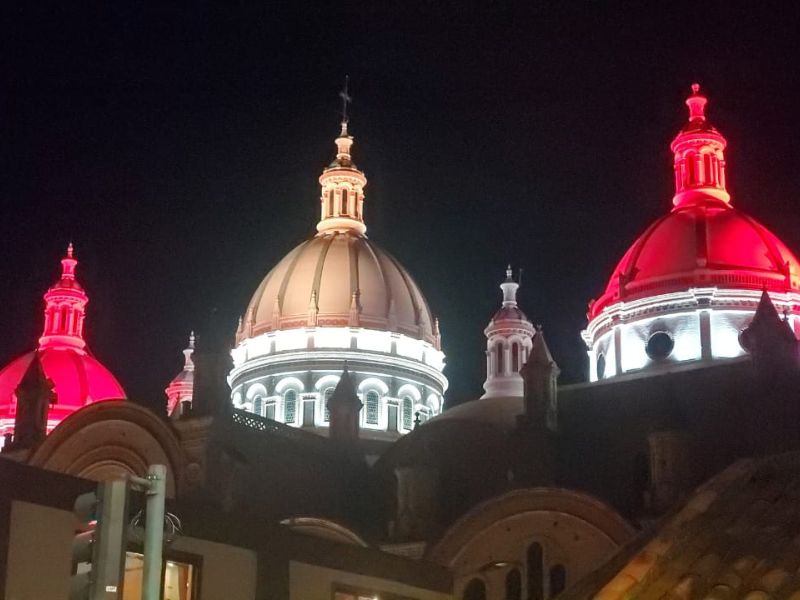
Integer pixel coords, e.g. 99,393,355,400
141,464,166,600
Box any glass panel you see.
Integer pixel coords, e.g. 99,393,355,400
284,390,297,423
402,397,413,429
365,391,380,424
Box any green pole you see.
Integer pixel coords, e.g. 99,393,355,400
141,464,167,600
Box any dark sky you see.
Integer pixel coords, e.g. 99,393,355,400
3,2,800,409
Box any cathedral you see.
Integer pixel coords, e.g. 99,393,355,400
2,84,800,600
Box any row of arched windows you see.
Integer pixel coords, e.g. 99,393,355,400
493,341,524,376
326,189,360,218
462,543,566,600
249,388,421,430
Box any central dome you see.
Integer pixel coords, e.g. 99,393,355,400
238,230,435,344
230,112,446,441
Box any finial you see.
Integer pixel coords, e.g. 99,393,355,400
685,82,707,122
506,264,513,281
339,75,352,127
189,331,195,349
66,242,74,258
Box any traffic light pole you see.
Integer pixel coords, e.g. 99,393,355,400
129,464,167,600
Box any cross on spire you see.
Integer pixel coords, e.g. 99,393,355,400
339,75,352,125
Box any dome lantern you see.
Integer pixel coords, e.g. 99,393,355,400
39,243,88,351
317,78,368,236
671,83,730,208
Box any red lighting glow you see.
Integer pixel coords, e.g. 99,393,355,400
589,85,800,319
0,246,126,443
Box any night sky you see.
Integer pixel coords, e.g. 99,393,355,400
4,2,800,410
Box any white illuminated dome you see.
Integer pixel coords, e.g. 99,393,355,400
230,117,447,440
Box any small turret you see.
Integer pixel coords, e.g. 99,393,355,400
482,266,535,399
39,243,89,352
165,332,195,418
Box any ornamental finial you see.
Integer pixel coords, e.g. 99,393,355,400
685,82,707,122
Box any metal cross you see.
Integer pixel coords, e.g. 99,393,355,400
339,75,352,123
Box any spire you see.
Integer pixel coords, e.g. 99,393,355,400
671,83,730,208
11,352,57,449
327,363,363,443
38,244,89,351
739,290,798,375
317,79,368,236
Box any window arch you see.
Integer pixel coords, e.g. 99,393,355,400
511,342,520,372
323,387,334,422
365,390,380,425
402,396,413,429
527,542,544,600
506,568,522,600
549,564,566,598
284,389,297,424
463,578,486,600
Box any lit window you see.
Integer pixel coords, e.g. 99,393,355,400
123,552,195,600
324,387,334,421
284,389,297,423
365,390,379,425
402,396,413,429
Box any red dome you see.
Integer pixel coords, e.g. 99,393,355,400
590,199,800,318
0,348,126,430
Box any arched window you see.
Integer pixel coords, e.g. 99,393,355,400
284,389,297,424
527,543,544,600
596,353,606,379
253,396,264,417
549,565,566,598
323,387,334,422
506,568,522,600
496,343,505,375
463,578,486,600
365,390,380,425
341,190,348,215
60,305,69,333
402,396,413,429
512,342,520,372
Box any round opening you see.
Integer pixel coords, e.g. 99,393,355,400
596,353,606,379
738,329,752,352
646,331,674,360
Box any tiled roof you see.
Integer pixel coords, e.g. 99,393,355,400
565,451,800,600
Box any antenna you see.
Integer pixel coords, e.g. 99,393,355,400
339,75,352,124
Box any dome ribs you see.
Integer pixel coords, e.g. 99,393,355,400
309,233,336,315
347,233,360,298
735,210,794,286
381,248,426,338
248,241,305,330
274,238,315,323
360,237,393,321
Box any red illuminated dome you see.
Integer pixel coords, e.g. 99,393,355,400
0,245,126,445
590,201,800,318
583,85,800,381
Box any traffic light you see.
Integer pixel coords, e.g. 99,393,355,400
70,480,130,600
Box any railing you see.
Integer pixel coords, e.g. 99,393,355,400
230,409,333,452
